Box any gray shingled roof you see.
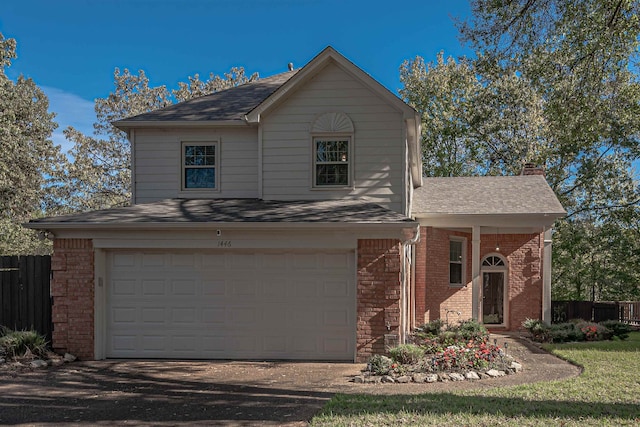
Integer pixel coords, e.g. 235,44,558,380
412,175,566,216
28,198,415,227
113,71,297,124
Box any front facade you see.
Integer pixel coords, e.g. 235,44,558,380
28,47,564,362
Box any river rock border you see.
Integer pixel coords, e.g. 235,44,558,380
351,361,522,384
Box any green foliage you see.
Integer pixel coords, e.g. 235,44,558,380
413,319,445,338
455,319,488,342
401,1,640,301
0,326,48,358
367,354,393,376
599,320,632,340
388,344,425,365
0,33,62,255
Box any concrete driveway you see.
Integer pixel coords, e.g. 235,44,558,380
0,335,580,426
0,360,362,426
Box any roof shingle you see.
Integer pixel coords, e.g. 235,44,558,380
113,71,297,124
412,175,566,216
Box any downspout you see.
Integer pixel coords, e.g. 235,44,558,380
400,225,420,344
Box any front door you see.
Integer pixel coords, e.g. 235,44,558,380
482,272,505,325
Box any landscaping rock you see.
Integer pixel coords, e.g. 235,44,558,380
425,374,439,383
364,376,381,384
510,361,522,372
438,373,450,382
465,371,480,380
30,359,48,368
478,372,489,379
412,373,427,383
486,369,506,377
381,375,395,383
0,358,5,364
395,375,412,383
449,373,465,381
63,353,77,362
352,375,365,383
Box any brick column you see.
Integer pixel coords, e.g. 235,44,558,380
51,239,94,359
356,239,401,362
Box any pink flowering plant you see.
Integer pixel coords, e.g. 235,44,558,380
368,319,513,376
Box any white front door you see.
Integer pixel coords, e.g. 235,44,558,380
105,250,355,360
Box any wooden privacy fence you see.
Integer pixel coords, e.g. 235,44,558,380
0,255,52,343
552,300,640,325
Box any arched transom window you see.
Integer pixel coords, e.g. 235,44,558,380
482,255,505,267
310,112,354,187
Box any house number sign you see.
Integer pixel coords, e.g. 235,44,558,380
217,240,232,248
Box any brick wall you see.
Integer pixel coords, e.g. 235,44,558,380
356,239,402,361
51,239,94,359
417,227,473,325
415,227,543,331
483,233,543,330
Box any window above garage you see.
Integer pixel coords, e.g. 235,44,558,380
182,142,218,191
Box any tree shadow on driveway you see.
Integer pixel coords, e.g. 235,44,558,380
0,361,352,426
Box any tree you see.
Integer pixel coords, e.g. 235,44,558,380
401,0,640,300
60,67,257,211
0,33,62,255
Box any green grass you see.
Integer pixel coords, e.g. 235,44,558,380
311,332,640,426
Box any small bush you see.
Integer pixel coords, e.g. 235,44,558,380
453,319,488,342
413,319,444,338
599,320,631,340
522,318,550,342
576,321,611,341
0,327,48,358
368,354,393,375
388,344,425,365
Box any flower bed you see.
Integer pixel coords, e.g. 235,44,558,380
354,320,520,384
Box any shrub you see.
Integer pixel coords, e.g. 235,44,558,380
599,320,631,340
388,344,425,365
521,318,550,342
413,319,444,339
453,319,488,342
0,327,48,358
368,354,393,375
576,321,611,341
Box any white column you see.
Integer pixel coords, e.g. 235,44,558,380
542,227,553,324
471,226,481,321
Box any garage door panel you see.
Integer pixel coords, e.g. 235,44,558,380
106,250,355,360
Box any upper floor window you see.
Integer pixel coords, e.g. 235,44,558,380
182,142,218,190
450,238,465,286
310,112,354,188
314,138,350,186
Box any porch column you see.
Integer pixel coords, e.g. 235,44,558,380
471,226,481,321
542,227,553,324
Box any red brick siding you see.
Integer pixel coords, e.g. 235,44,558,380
483,233,543,330
415,227,543,331
51,239,94,359
356,239,402,361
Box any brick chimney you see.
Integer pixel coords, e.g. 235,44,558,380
521,162,545,177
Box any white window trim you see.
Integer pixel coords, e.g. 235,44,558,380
311,134,353,189
180,141,220,193
449,237,466,287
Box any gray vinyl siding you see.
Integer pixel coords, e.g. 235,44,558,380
261,62,405,213
134,128,258,204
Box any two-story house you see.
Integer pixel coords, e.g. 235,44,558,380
28,47,565,362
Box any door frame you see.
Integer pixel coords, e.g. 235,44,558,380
480,253,509,328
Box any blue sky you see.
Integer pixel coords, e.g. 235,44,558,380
2,0,472,152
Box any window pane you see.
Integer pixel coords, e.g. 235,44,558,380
316,140,348,162
185,167,215,188
184,145,215,166
316,164,348,185
450,240,462,262
450,263,462,285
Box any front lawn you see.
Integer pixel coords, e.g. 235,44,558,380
312,332,640,426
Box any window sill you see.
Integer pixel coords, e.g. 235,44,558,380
310,186,354,191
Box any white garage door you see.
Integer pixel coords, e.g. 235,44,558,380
106,250,355,360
